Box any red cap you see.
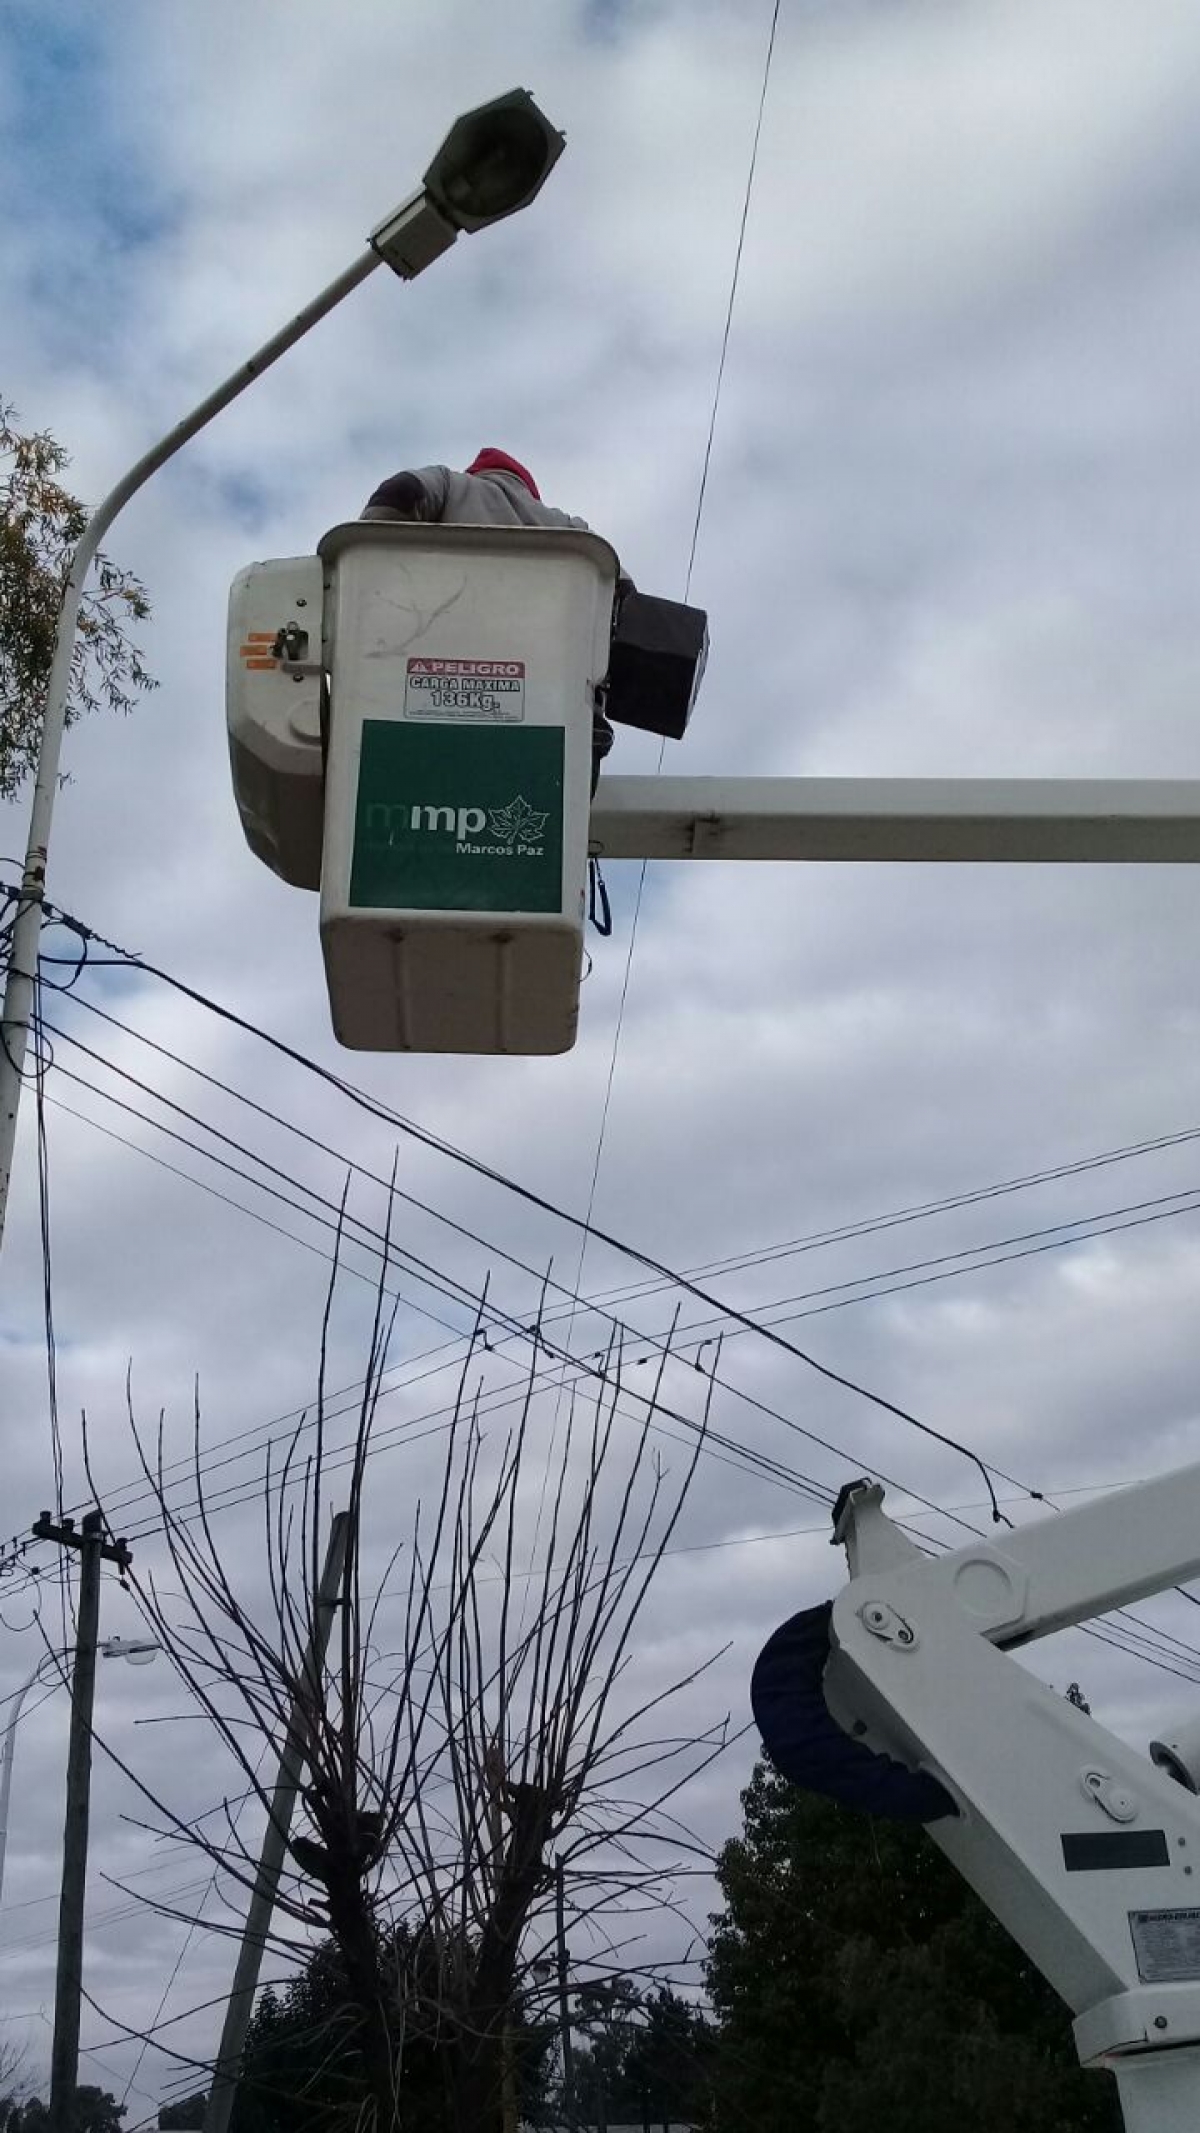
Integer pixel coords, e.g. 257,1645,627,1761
466,447,540,500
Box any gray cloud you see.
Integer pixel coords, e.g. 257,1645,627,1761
5,0,1200,2105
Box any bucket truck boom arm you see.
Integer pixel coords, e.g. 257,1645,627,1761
752,1465,1200,2133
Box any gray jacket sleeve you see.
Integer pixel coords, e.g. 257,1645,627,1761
360,464,451,522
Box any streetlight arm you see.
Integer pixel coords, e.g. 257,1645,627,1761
0,240,381,1247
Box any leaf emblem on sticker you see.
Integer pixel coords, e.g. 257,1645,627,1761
488,795,549,844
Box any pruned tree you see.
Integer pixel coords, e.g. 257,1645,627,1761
1,400,155,798
199,1928,553,2133
92,1241,728,2133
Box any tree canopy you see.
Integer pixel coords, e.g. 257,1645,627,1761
0,401,154,800
705,1759,1123,2133
9,2088,125,2133
157,2095,206,2129
573,1979,715,2126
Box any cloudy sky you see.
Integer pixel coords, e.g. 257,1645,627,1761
5,0,1200,2114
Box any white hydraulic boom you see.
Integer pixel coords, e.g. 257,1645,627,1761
752,1465,1200,2133
588,775,1200,864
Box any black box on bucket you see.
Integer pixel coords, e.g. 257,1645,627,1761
606,590,709,741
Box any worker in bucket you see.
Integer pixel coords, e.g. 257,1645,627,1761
361,447,616,787
361,446,587,533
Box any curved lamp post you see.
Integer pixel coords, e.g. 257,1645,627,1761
0,88,565,1256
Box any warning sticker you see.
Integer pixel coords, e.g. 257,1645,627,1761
404,657,525,724
1130,1908,1200,1984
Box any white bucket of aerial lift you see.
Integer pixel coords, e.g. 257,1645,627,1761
319,521,617,1055
226,521,618,1053
226,554,325,890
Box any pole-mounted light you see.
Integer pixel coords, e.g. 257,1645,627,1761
370,88,565,277
99,1635,161,1666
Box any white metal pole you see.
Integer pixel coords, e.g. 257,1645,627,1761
0,244,382,1258
0,1659,49,1907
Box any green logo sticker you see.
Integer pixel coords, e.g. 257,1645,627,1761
349,721,564,914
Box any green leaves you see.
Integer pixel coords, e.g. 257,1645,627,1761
0,401,156,800
10,2087,126,2133
704,1761,1123,2133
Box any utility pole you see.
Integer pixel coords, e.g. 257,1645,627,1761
482,1735,520,2133
204,1511,350,2133
33,1509,133,2133
555,1856,576,2129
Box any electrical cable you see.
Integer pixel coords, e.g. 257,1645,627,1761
40,1021,484,1338
19,909,1200,1689
617,1182,1200,1356
115,1732,280,2110
115,1357,832,1544
44,1087,393,1283
42,974,1200,1533
683,0,781,595
31,968,73,1651
604,1118,1200,1301
50,932,1013,1521
21,1020,871,1528
71,1164,1004,1558
106,1325,1200,1696
40,988,838,1499
0,1877,216,1960
526,0,788,1615
48,985,595,1308
39,962,1200,1344
36,1021,1200,1557
4,1060,1196,1699
34,1071,833,1521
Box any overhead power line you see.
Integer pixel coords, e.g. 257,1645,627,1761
684,0,781,595
16,974,1200,1591
18,1013,1049,1561
39,928,1014,1519
33,1005,1200,1555
11,891,1200,1697
47,981,1200,1473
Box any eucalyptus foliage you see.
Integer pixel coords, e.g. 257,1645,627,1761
1,402,154,800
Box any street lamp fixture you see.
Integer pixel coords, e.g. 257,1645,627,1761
99,1636,160,1666
371,89,564,277
423,88,564,229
